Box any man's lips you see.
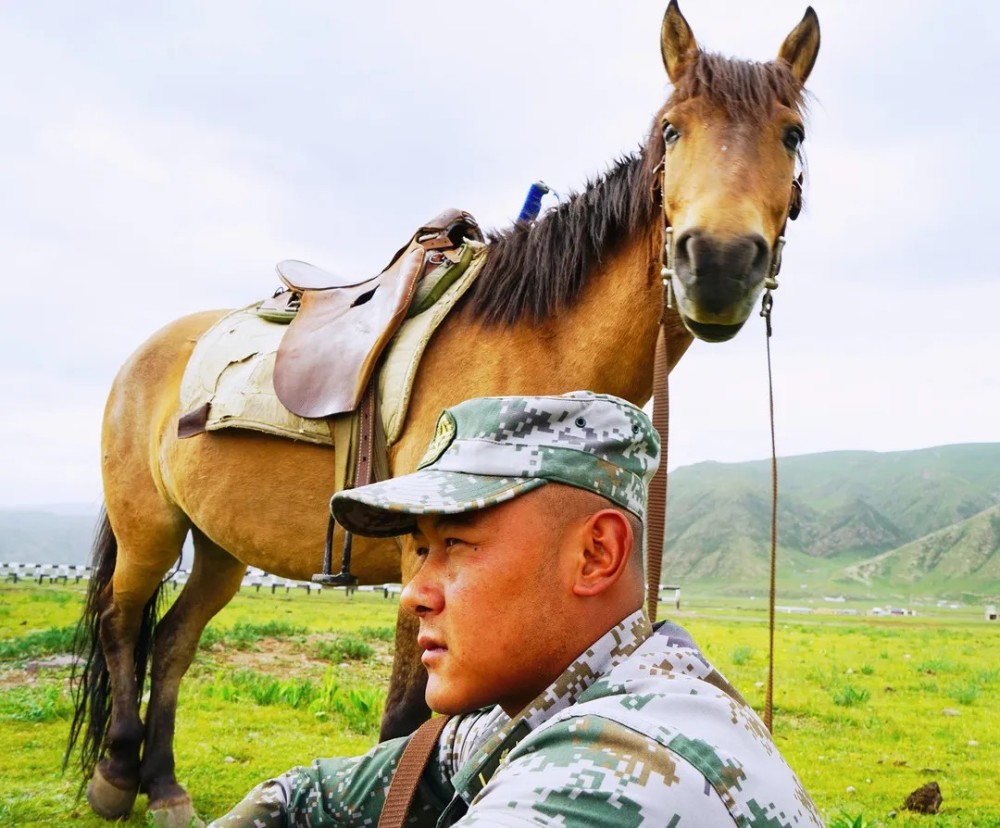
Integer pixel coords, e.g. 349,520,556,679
417,633,447,652
418,633,447,665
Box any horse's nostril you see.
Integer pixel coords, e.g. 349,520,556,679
673,231,693,263
750,234,770,271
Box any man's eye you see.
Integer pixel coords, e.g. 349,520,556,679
415,546,429,557
444,538,462,548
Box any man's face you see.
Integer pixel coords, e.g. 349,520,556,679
402,489,579,717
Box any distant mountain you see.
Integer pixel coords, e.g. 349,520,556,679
3,443,998,595
661,443,1000,594
842,501,1000,590
0,508,100,565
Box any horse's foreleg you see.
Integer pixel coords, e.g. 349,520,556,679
379,608,430,740
141,530,245,827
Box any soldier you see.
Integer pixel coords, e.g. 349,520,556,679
211,391,823,827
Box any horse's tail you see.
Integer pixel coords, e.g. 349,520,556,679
64,507,163,787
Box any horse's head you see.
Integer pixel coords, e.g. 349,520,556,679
656,1,820,343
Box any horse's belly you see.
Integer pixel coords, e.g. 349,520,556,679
162,427,402,584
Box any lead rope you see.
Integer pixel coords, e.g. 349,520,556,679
646,325,669,623
761,289,778,733
646,211,674,624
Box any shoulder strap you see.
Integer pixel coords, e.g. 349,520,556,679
378,715,451,828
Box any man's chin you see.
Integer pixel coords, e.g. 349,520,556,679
425,695,467,716
425,677,486,717
424,677,455,715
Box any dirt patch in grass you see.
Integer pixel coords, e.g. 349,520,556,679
0,668,33,690
200,636,394,687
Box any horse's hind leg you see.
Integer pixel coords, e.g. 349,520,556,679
141,529,245,828
85,510,189,820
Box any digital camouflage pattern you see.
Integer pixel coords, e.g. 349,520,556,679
209,609,823,827
331,392,660,537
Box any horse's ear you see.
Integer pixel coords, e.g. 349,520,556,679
777,7,821,84
660,0,698,84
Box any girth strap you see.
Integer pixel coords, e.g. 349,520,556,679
316,379,386,587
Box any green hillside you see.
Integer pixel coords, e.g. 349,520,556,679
661,443,1000,593
841,501,1000,594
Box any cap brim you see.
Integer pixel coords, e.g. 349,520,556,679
331,470,548,538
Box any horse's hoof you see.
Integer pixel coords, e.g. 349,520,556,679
148,794,205,828
86,765,138,819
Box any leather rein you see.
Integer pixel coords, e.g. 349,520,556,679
646,125,803,735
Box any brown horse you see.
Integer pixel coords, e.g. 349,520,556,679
67,3,819,825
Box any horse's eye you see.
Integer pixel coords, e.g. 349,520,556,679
783,126,805,153
663,123,681,146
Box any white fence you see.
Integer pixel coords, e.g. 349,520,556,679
1,561,92,584
230,567,402,599
2,561,402,600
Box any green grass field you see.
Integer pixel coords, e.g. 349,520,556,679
1,581,998,827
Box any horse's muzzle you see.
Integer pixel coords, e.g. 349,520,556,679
673,231,770,335
680,316,747,343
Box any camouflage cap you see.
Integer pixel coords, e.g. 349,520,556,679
331,391,660,538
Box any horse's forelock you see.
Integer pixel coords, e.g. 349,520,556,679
670,51,807,123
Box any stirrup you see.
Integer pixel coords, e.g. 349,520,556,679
311,513,358,586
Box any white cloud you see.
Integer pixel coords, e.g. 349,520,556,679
0,0,996,506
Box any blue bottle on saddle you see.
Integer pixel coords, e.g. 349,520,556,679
517,180,550,223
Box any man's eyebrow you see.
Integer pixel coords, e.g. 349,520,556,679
410,511,481,541
437,512,480,531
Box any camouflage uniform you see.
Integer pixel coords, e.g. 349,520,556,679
209,393,823,827
209,609,821,827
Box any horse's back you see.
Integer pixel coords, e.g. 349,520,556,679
109,309,228,404
104,309,228,455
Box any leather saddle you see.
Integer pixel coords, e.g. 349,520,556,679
267,208,481,419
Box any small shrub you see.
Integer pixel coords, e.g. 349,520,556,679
311,669,383,734
358,625,395,643
0,625,78,660
315,636,374,662
915,658,956,674
832,685,870,707
730,645,753,666
0,685,72,722
205,669,318,709
827,812,881,828
860,664,875,676
200,619,307,651
949,682,979,705
144,810,203,828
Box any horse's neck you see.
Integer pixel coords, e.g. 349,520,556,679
396,226,693,473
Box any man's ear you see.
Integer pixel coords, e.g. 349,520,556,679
572,510,634,597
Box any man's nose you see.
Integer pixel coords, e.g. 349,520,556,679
400,556,443,617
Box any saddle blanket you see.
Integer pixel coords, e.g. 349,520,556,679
179,242,487,447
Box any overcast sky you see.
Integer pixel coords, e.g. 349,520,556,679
1,1,996,507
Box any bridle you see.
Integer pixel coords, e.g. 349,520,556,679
656,123,804,311
645,124,804,734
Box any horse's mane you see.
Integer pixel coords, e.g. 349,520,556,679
467,52,805,326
